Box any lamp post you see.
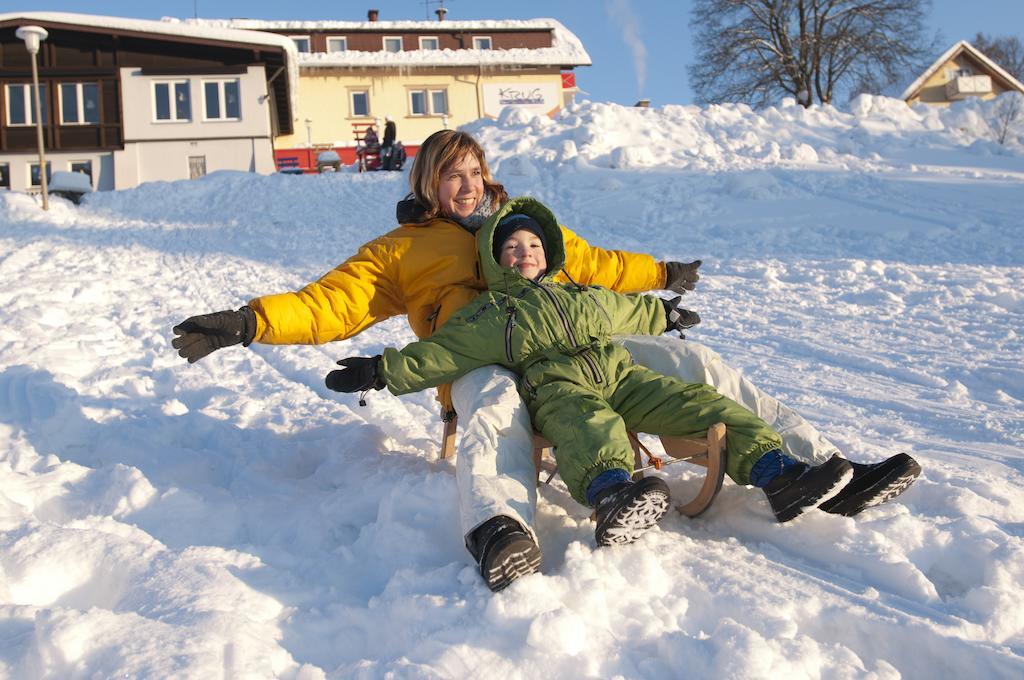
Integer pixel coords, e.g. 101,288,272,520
16,25,49,210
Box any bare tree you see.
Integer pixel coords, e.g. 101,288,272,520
689,0,934,108
971,33,1024,81
991,92,1023,145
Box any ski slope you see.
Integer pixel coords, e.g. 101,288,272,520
0,95,1022,678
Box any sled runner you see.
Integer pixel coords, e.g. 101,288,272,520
440,416,727,518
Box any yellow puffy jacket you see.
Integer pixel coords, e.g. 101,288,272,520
248,215,666,406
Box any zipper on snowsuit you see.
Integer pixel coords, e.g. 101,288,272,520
529,280,603,385
504,306,517,363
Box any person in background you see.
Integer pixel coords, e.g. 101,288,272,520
171,129,920,592
381,116,397,169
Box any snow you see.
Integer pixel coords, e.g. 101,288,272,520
47,172,92,194
1,93,1023,678
177,17,592,68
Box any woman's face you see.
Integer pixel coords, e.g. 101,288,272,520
498,229,547,280
437,153,484,220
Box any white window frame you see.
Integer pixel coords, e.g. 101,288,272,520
326,36,348,52
69,159,93,186
29,161,51,188
289,35,311,53
472,36,492,50
5,83,46,126
382,36,403,53
419,36,440,50
152,80,191,123
201,79,242,122
408,88,448,116
349,89,371,118
59,82,100,125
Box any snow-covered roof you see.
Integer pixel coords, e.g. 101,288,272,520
901,40,1024,100
0,12,299,112
177,17,591,69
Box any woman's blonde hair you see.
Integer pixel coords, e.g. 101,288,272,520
409,130,508,218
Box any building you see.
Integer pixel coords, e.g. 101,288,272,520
901,40,1024,107
186,10,591,169
0,12,296,193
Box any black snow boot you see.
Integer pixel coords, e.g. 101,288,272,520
467,515,541,592
819,453,921,517
763,454,853,522
593,476,671,547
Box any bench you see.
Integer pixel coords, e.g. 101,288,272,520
440,416,726,517
276,156,306,175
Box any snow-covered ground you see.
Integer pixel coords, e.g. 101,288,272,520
1,95,1022,678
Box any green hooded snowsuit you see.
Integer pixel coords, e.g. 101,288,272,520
379,197,783,505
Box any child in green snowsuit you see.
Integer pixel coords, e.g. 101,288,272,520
326,197,854,546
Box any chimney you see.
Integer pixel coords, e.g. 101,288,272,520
367,9,379,22
435,7,447,21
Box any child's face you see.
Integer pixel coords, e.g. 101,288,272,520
498,229,547,280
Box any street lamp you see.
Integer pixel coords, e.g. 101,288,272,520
16,25,49,210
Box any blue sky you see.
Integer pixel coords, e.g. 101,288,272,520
24,1,1024,106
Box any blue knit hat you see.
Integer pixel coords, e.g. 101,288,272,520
492,214,548,263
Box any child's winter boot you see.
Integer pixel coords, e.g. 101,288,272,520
761,454,853,522
593,476,672,546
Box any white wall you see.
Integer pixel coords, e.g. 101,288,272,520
0,152,114,193
120,65,272,141
113,137,273,188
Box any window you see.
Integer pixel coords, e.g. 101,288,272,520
290,36,311,53
472,36,492,50
30,162,51,187
350,90,370,117
431,90,449,115
383,36,403,53
5,83,47,126
419,36,439,50
203,79,241,121
188,156,207,179
409,88,448,116
327,37,348,52
0,163,9,189
70,160,93,185
60,82,100,125
154,80,191,122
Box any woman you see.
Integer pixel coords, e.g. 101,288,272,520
172,130,919,592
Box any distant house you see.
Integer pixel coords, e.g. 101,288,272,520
901,40,1024,107
183,10,591,169
0,12,296,193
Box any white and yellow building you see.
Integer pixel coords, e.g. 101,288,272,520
188,12,591,168
901,40,1024,107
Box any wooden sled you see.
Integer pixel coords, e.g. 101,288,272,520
440,416,727,518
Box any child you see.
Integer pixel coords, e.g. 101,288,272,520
326,197,855,557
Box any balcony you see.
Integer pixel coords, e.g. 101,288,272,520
945,75,992,100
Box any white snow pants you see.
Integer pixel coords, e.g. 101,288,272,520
449,336,842,543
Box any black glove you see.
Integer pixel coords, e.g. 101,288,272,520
325,356,386,393
663,260,702,294
172,306,256,363
661,296,701,335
